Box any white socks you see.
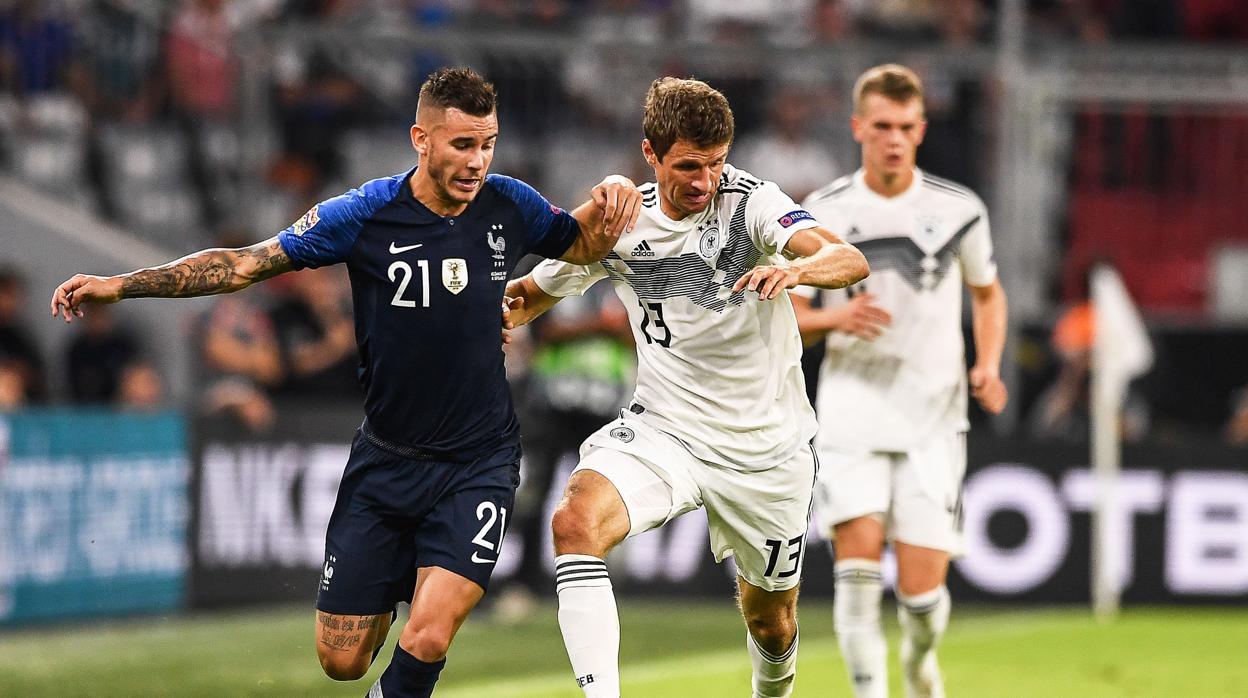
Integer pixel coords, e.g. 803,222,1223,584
747,628,799,698
897,585,951,698
556,554,620,697
833,558,888,698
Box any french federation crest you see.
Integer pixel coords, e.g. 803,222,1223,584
488,224,506,267
292,205,320,236
442,258,468,294
698,222,720,260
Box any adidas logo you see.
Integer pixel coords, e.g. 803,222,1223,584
632,240,656,257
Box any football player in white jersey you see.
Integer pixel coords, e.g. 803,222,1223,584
503,77,868,698
791,64,1009,698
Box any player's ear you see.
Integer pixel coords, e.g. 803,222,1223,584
410,124,428,157
914,118,928,147
850,114,864,144
641,139,658,168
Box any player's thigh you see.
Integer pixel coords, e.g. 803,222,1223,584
570,416,703,541
416,456,521,595
315,609,393,670
702,444,817,593
317,435,419,617
891,431,967,558
813,446,891,543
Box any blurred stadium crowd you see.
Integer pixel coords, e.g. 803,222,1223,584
2,0,1248,445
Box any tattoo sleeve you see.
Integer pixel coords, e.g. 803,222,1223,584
120,238,294,299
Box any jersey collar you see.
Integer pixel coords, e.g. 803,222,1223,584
854,167,922,204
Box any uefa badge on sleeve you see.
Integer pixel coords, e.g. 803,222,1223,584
442,258,468,294
292,205,320,236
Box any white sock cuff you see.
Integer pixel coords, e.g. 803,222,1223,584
897,585,947,616
555,554,611,592
835,558,883,584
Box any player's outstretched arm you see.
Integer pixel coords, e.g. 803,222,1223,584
968,278,1009,414
734,227,869,300
561,175,641,265
50,237,293,322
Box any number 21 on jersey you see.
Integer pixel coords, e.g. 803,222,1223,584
388,260,430,308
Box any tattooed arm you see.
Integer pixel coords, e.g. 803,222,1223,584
50,237,293,322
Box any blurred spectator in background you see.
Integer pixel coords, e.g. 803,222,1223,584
0,0,77,101
164,0,241,227
0,267,46,403
117,359,165,410
1030,291,1093,441
0,360,25,410
503,284,635,614
197,234,283,430
65,304,140,404
270,4,368,198
810,0,857,42
734,85,840,203
1226,385,1248,446
75,0,165,218
268,265,358,400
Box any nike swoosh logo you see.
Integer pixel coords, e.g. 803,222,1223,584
471,552,496,564
389,242,423,254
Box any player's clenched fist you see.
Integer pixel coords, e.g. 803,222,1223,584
969,364,1008,414
49,274,122,322
590,175,642,238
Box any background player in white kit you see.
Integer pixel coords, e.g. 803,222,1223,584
791,64,1008,698
504,77,868,698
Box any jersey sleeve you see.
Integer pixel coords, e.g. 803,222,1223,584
958,196,997,287
277,190,371,269
746,181,822,255
489,174,581,259
530,258,608,298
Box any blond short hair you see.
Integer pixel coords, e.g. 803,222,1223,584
642,77,734,161
853,64,924,114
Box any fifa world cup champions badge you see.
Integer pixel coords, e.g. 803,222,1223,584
442,258,468,294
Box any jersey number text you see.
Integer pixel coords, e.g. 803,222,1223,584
388,260,430,308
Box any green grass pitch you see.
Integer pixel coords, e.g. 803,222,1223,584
1,601,1241,696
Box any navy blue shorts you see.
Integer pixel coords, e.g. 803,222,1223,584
315,431,521,616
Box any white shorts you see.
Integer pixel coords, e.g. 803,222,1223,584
576,412,817,592
813,431,967,555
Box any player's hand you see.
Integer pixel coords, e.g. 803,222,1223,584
49,274,123,323
591,175,642,239
827,293,891,340
501,295,525,345
732,265,800,301
969,364,1008,414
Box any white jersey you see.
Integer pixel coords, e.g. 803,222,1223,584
532,164,820,470
798,168,997,452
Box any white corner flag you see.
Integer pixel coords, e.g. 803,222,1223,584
1090,263,1154,621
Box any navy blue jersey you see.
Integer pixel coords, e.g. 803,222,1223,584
278,169,580,459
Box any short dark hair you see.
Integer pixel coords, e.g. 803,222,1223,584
417,67,497,118
642,77,734,161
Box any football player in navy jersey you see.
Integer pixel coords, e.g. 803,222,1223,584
50,67,641,697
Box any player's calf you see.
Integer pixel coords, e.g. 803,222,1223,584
738,578,801,698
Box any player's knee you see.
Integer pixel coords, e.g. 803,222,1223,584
318,648,371,681
743,607,797,654
551,502,603,553
399,624,453,663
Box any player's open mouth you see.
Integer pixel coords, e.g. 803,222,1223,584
452,178,480,192
685,192,709,205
